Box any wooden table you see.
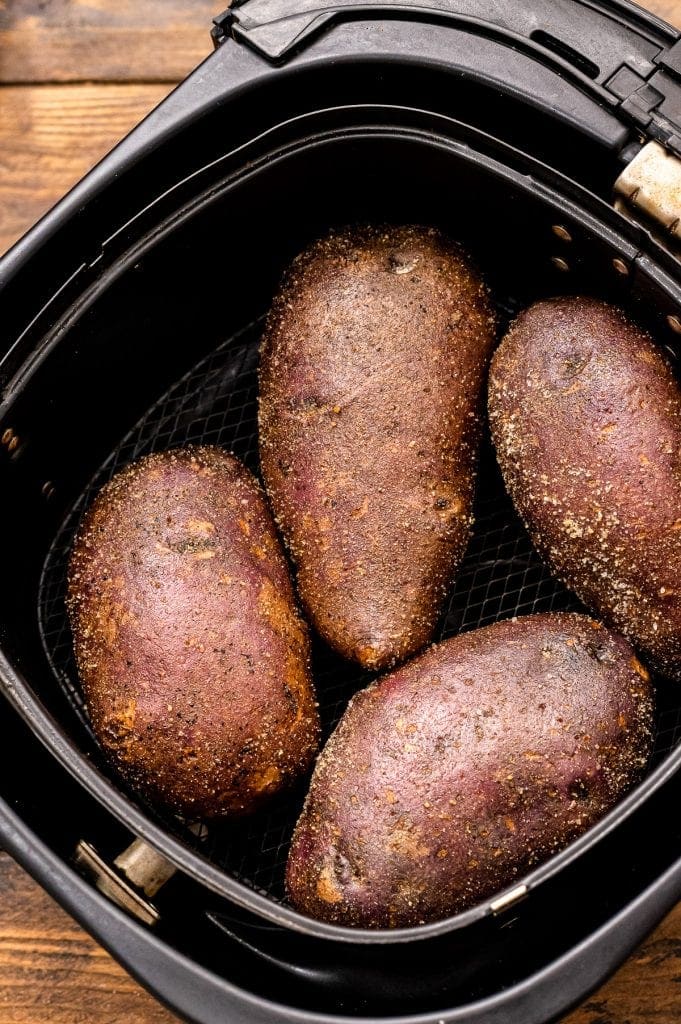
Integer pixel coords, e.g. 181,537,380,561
2,1,681,1020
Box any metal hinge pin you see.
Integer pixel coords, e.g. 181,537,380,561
74,827,205,925
614,140,681,243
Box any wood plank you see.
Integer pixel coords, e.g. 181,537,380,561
0,844,681,1024
566,902,681,1023
0,0,678,88
2,0,679,257
0,83,170,254
646,0,681,27
0,854,178,1024
0,0,218,84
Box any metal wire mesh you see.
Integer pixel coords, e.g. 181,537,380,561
37,310,681,904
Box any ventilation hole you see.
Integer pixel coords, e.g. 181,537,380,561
530,30,600,80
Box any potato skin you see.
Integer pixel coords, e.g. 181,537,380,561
286,613,653,927
259,225,496,672
67,446,319,820
489,296,681,680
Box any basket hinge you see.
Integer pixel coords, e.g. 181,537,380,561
614,140,681,248
211,7,235,48
74,839,167,926
605,58,681,157
74,825,208,923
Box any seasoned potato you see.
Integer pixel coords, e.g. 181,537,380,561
67,446,319,819
286,613,653,927
259,225,496,672
489,296,681,679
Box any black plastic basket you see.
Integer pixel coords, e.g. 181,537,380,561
3,2,681,1021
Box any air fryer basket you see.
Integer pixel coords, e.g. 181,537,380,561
6,1,681,1019
35,263,681,910
1,105,680,933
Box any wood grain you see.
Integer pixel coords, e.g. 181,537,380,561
0,0,674,86
0,83,170,254
566,906,681,1024
0,848,680,1024
0,0,218,84
645,0,681,25
0,854,178,1024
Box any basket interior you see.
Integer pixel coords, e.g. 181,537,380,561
36,296,681,905
3,119,680,914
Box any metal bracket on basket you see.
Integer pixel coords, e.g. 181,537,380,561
614,140,681,249
74,832,200,926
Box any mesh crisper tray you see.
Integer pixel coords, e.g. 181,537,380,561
38,312,681,904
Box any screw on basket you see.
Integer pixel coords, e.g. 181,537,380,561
74,826,206,925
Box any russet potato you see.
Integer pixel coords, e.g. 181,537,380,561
259,225,496,671
68,446,319,819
